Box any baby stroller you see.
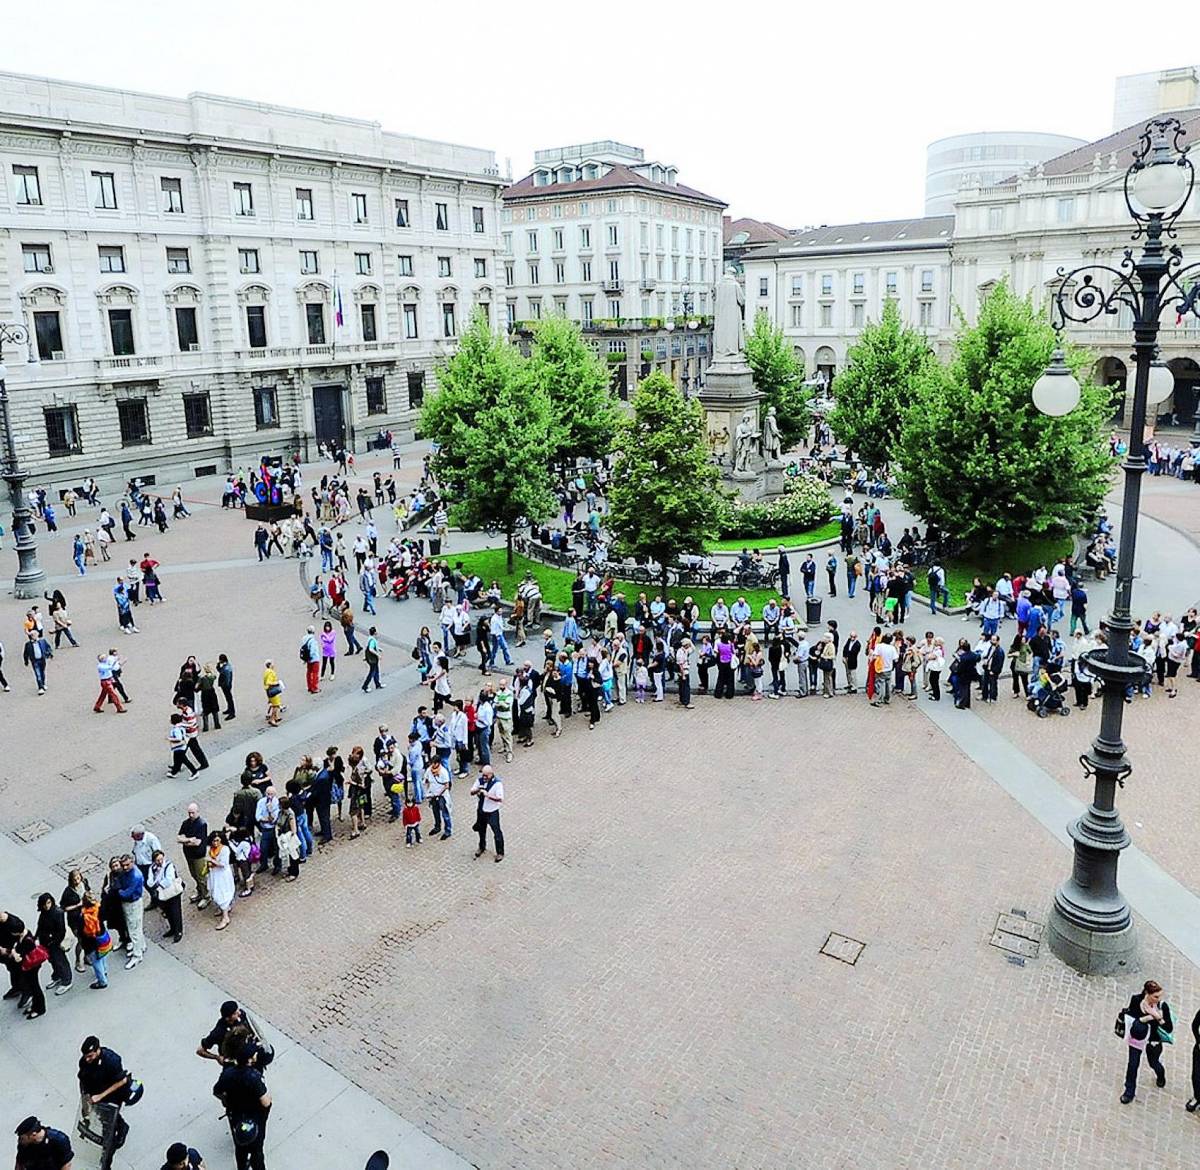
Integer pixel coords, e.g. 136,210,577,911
1028,670,1070,717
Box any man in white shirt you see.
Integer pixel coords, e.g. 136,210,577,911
488,606,513,667
793,634,810,696
448,701,471,777
581,569,601,617
470,765,505,862
425,758,453,839
871,635,898,706
710,598,730,632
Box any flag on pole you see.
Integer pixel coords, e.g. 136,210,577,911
332,273,344,333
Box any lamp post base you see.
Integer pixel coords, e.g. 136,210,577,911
11,569,48,600
1045,901,1137,976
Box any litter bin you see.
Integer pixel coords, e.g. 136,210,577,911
805,596,822,625
428,536,442,556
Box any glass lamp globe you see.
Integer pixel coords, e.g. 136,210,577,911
1144,360,1175,406
1032,349,1081,416
1131,159,1188,213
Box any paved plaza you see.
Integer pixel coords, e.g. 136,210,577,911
3,449,1200,1168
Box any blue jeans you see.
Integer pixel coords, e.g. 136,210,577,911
88,949,108,987
321,549,333,572
489,633,512,666
30,660,46,690
409,770,425,803
1052,599,1066,624
296,811,314,859
804,579,815,597
476,729,491,765
982,616,999,637
258,827,280,873
345,627,361,653
362,662,382,690
74,555,86,575
429,793,452,835
362,590,376,615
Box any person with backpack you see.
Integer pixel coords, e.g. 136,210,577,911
361,628,384,692
299,627,320,694
927,562,949,615
1120,979,1173,1104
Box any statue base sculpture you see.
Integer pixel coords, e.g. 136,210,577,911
698,356,780,501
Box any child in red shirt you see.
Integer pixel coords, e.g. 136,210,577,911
402,796,422,847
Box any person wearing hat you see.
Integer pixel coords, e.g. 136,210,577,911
77,1036,131,1150
213,1039,271,1170
161,1141,205,1169
13,1116,74,1169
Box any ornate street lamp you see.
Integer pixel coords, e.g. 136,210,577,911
0,322,48,599
1036,117,1197,974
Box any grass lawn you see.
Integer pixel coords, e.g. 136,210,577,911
448,548,784,614
707,519,841,552
921,534,1078,607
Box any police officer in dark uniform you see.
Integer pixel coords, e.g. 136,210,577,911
14,1117,73,1170
213,1040,272,1170
161,1141,206,1169
77,1036,131,1152
196,1000,244,1066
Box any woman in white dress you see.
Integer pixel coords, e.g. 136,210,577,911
205,830,236,931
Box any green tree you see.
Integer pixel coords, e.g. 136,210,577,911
449,363,559,573
527,315,620,465
420,310,522,487
607,371,724,593
745,311,810,449
829,298,935,469
896,280,1111,546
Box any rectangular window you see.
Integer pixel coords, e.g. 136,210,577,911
117,399,151,446
791,275,803,297
300,249,319,274
246,305,267,349
506,301,517,328
33,310,62,360
1056,197,1075,224
554,262,565,283
988,205,1004,231
366,375,387,414
655,224,664,250
504,262,514,286
527,229,538,252
92,171,117,209
556,297,568,315
607,224,619,246
474,257,487,278
607,199,617,213
791,304,803,327
161,176,184,213
435,202,449,230
820,274,833,296
403,303,419,339
502,231,513,253
553,228,564,250
355,252,372,275
305,303,326,345
920,269,934,292
352,192,368,224
758,277,769,297
360,303,377,342
852,272,865,295
166,247,191,274
22,243,52,273
395,198,409,227
253,385,279,428
671,226,679,252
472,205,485,233
581,299,594,323
581,260,591,282
529,299,542,321
442,302,456,337
44,406,81,456
609,260,620,281
852,302,864,327
579,225,591,249
397,254,413,276
98,245,125,273
233,181,254,216
407,371,425,408
437,255,452,278
885,271,898,295
608,298,621,317
175,306,199,351
108,308,135,355
296,187,314,220
640,222,649,248
238,248,260,274
478,302,491,327
919,301,933,327
529,261,539,285
14,164,41,206
183,392,212,438
819,304,832,327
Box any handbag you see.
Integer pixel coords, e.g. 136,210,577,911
158,871,185,901
1126,1015,1150,1051
20,943,49,970
247,842,262,864
266,683,283,698
1113,1011,1127,1039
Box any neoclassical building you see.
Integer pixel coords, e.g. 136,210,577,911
501,141,726,397
0,72,505,490
744,109,1200,423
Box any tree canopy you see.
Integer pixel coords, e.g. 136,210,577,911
829,298,935,469
607,371,724,593
745,311,810,450
896,281,1112,546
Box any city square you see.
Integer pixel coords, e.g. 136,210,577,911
4,10,1200,1170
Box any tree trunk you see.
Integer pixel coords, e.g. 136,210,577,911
506,526,514,574
660,561,669,598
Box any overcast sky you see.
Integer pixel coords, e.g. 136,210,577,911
2,2,1193,228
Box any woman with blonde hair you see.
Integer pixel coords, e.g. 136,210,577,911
262,659,283,726
198,661,222,731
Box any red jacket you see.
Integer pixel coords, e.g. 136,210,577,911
401,803,421,826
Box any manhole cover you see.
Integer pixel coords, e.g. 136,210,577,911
820,932,866,965
990,909,1044,959
14,820,52,843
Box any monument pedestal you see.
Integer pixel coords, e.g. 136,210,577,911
698,357,779,501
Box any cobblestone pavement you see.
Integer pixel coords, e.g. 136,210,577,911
100,687,1200,1170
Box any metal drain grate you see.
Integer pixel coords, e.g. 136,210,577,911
820,932,866,966
990,909,1044,959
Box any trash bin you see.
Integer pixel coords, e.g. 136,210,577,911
428,536,442,556
805,596,822,625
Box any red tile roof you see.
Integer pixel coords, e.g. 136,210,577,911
723,216,795,244
503,163,726,207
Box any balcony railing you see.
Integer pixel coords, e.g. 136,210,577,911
601,280,624,293
96,355,162,371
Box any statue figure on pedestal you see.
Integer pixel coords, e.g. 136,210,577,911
713,268,745,360
761,406,782,463
734,409,759,472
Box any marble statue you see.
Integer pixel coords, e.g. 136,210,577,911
713,268,745,359
734,409,759,472
761,406,782,463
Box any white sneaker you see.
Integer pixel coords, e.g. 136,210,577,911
124,941,133,952
55,984,71,996
124,956,141,970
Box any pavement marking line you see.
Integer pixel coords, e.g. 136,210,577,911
26,664,422,869
919,696,1200,969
